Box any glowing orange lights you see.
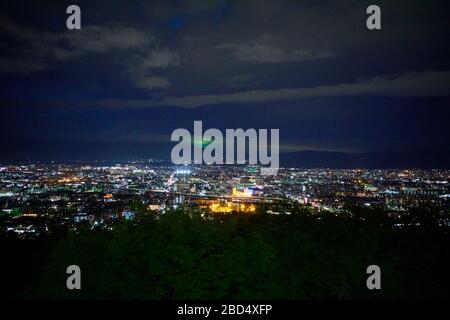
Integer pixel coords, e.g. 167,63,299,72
209,201,256,214
231,187,252,197
54,176,83,184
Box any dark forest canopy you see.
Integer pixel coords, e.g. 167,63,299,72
1,205,449,299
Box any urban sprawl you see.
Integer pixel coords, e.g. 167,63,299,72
1,161,449,238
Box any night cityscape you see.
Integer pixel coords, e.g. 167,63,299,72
1,163,449,238
0,0,449,308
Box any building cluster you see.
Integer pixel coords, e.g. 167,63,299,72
0,163,449,238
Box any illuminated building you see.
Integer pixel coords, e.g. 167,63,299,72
231,187,252,197
209,201,256,214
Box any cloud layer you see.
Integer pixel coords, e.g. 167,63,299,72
87,70,450,109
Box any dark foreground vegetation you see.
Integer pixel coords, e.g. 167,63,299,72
1,205,449,299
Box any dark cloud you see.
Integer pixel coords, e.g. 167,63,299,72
128,49,180,89
84,70,450,109
0,0,449,162
0,16,152,70
215,43,334,64
214,33,334,64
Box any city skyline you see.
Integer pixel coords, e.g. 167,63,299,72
0,0,449,302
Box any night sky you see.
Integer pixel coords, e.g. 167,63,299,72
0,0,449,166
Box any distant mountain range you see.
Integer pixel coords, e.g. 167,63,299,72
1,140,449,169
280,150,450,169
